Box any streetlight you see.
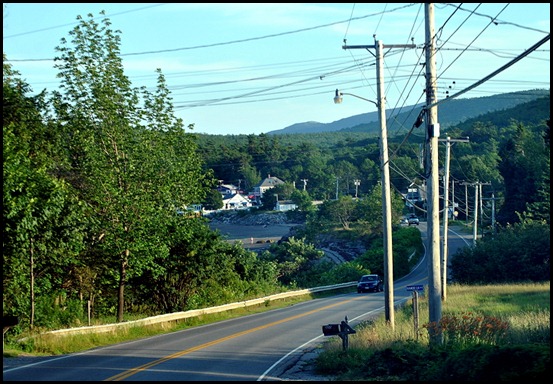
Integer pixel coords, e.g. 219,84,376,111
354,179,360,198
334,83,395,328
334,89,378,107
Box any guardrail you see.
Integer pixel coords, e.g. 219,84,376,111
46,281,357,337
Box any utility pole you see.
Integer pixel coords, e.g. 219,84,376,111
451,180,459,221
460,181,470,224
473,183,479,246
424,3,442,344
354,179,360,198
439,136,469,301
482,192,498,235
342,39,415,330
301,179,308,191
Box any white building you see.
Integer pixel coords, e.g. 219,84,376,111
222,193,253,210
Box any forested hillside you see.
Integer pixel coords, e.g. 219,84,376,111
266,89,549,135
196,92,550,225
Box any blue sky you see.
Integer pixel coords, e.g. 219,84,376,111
3,3,550,136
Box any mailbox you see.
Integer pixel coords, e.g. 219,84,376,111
3,315,19,327
322,323,341,336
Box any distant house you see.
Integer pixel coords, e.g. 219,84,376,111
222,193,252,210
253,175,285,201
275,200,297,212
217,184,239,196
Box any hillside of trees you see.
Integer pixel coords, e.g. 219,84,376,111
3,12,549,341
196,93,550,225
267,88,549,135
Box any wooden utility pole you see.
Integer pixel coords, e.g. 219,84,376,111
425,3,442,345
439,136,469,301
341,39,415,330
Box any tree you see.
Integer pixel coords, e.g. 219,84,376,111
497,122,548,225
290,189,314,213
50,12,212,322
203,189,224,211
3,56,88,329
522,119,550,224
259,237,324,286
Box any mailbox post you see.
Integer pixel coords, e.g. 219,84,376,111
322,315,356,351
3,315,19,349
406,285,424,339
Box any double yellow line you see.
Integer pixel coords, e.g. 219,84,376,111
107,296,363,381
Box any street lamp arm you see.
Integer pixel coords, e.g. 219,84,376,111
334,89,378,107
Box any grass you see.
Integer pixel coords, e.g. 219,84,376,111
314,281,550,381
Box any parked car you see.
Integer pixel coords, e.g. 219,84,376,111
408,215,419,226
357,274,384,293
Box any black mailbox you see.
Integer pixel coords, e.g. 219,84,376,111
322,323,341,336
3,315,19,327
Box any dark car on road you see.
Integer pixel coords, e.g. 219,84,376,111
357,274,384,293
408,214,419,226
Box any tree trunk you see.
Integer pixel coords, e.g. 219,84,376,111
116,251,128,323
30,237,35,330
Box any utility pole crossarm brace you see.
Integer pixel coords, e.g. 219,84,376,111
342,44,417,49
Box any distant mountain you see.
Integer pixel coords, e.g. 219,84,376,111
266,89,549,136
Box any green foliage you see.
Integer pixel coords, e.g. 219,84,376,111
498,122,550,225
3,56,89,328
48,12,214,322
259,237,324,287
438,344,550,381
317,262,370,285
130,218,282,313
353,226,423,277
203,188,224,210
290,189,314,213
390,227,425,276
450,220,550,283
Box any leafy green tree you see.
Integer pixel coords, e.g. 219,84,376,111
521,119,550,225
3,57,88,329
290,189,314,213
50,12,212,322
203,188,224,211
325,196,358,230
497,123,548,225
259,237,324,287
131,219,280,312
450,221,550,283
239,163,261,194
332,160,360,196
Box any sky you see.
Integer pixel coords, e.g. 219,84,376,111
3,3,550,136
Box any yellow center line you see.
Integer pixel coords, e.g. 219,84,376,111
106,296,363,381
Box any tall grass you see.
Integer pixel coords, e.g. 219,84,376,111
315,282,550,381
